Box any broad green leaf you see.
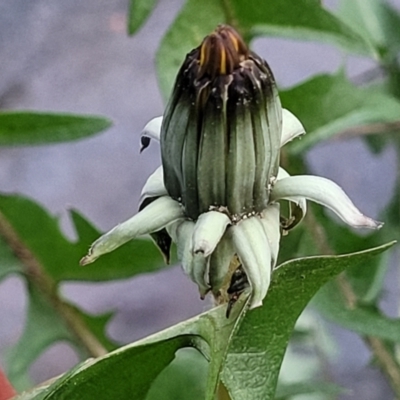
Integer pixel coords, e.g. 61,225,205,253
221,242,395,400
20,298,249,400
0,195,166,282
156,0,225,100
15,338,192,400
314,279,400,343
275,381,345,399
0,112,111,146
229,0,376,56
146,348,207,400
337,0,400,57
280,71,400,153
128,0,159,35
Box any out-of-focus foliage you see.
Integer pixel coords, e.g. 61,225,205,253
280,71,400,153
128,0,159,35
156,0,375,100
0,112,111,146
1,0,400,399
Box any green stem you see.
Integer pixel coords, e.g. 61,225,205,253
0,211,107,358
336,120,400,140
219,0,238,28
219,0,253,45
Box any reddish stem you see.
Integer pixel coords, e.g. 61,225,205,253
0,368,16,400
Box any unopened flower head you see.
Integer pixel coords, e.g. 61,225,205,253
81,25,382,313
161,25,282,219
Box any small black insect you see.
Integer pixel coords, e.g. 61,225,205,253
226,265,249,318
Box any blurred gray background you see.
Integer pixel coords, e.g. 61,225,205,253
0,0,398,398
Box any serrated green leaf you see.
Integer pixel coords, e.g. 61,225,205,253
280,71,400,153
0,195,166,282
229,0,376,56
5,283,74,390
0,112,111,146
128,0,159,35
156,0,225,100
221,242,395,400
5,282,116,391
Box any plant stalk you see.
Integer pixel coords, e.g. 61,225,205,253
0,211,107,358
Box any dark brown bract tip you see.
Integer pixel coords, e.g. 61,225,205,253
198,25,249,80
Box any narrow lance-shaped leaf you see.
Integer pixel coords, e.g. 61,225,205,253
0,112,111,146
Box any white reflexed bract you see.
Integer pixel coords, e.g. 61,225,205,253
280,109,306,147
81,107,382,311
140,166,167,204
80,196,183,265
271,175,382,229
141,116,162,142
